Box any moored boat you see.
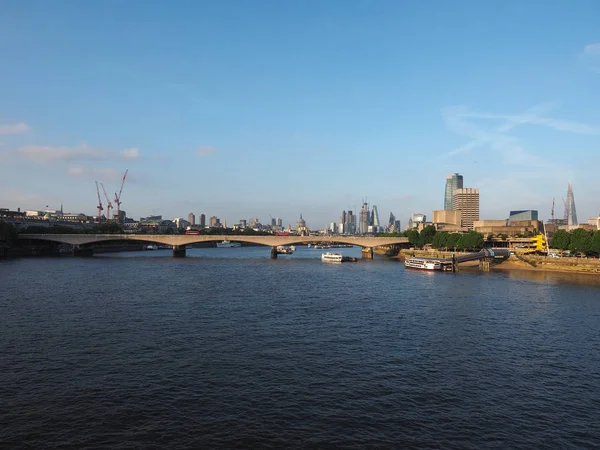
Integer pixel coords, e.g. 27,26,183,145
404,257,451,271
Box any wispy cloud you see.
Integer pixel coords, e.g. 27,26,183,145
583,43,600,55
439,104,596,173
121,147,140,160
195,146,216,157
68,166,124,182
0,122,30,135
582,43,600,73
16,144,141,164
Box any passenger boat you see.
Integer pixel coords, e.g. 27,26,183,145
216,240,241,248
277,245,295,254
404,257,450,271
321,252,343,263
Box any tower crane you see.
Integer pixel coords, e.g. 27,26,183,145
95,181,104,223
100,182,113,221
114,169,128,224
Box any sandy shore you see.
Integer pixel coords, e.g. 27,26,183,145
394,250,600,277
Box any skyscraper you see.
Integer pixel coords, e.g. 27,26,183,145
565,182,578,226
371,205,380,231
359,203,369,234
444,173,464,210
199,214,206,228
453,188,479,229
188,213,195,225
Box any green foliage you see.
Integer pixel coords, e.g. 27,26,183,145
22,224,82,234
497,234,508,240
93,222,123,234
431,231,449,249
0,221,19,245
376,232,406,237
406,229,420,245
591,230,600,255
456,231,484,251
419,225,437,246
446,233,461,250
550,229,570,250
568,228,592,254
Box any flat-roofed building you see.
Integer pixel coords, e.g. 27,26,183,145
509,210,538,224
453,188,479,230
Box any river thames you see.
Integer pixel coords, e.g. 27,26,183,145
1,246,599,448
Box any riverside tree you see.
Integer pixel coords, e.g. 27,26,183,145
550,229,570,250
568,228,593,255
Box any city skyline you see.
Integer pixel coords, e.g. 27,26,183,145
1,2,600,224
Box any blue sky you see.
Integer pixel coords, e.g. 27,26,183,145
1,0,599,228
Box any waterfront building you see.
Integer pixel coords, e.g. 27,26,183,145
509,210,538,224
188,213,195,226
588,217,600,230
209,216,221,228
276,217,282,228
432,209,463,231
444,173,464,210
453,188,480,230
329,222,336,233
173,218,191,229
239,219,247,229
199,214,206,228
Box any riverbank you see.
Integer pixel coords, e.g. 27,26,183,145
395,249,600,276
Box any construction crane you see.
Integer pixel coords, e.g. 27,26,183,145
114,169,128,224
100,182,113,221
95,181,104,223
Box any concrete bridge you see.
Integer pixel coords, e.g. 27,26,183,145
18,234,409,258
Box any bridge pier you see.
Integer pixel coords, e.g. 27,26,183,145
173,246,186,257
73,246,93,257
271,247,278,259
479,259,491,271
361,247,373,259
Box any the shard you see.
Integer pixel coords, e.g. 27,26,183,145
564,181,578,226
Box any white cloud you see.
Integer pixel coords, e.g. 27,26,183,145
583,43,600,55
122,147,140,159
0,122,30,135
16,143,141,163
195,146,215,157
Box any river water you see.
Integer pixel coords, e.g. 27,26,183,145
1,246,599,449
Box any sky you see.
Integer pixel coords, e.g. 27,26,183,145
1,0,600,229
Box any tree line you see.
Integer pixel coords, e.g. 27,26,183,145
378,226,485,251
549,228,600,255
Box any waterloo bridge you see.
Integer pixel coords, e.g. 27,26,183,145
18,234,410,259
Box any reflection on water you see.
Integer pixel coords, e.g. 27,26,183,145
496,268,600,287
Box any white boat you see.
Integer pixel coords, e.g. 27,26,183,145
404,257,448,271
321,252,343,263
277,245,295,254
216,240,241,248
146,244,157,250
